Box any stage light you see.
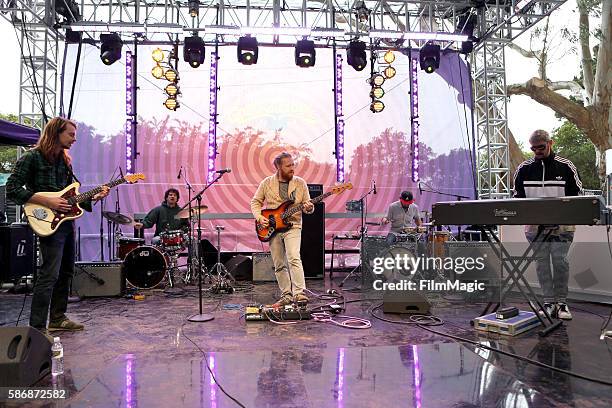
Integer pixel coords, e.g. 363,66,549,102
383,66,396,79
237,36,258,65
100,33,123,65
165,83,179,96
370,87,384,99
295,39,316,68
371,73,385,86
456,13,477,54
188,0,199,17
354,1,370,22
164,97,179,111
183,36,205,68
383,50,395,64
419,43,440,74
151,64,164,79
370,100,385,113
55,0,81,23
165,68,178,82
347,40,367,71
152,48,164,62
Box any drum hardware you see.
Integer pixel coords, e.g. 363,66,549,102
117,236,145,260
122,245,168,289
339,182,377,288
209,225,235,294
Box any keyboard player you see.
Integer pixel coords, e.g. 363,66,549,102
513,129,583,320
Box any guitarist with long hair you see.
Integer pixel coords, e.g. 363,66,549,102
251,152,314,307
6,117,109,334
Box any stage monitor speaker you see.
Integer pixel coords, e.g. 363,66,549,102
0,327,52,387
307,184,323,198
0,223,35,283
223,255,253,281
301,202,325,279
73,261,124,297
253,252,276,281
383,290,431,314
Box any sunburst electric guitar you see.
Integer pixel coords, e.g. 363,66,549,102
255,182,353,242
24,173,145,237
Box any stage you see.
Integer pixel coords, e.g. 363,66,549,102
2,278,612,407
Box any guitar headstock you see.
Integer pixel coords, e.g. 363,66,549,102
330,182,353,195
125,173,145,184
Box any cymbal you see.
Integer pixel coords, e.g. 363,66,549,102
175,205,209,219
102,211,133,225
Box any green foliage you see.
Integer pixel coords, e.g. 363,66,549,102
551,120,599,189
0,113,23,173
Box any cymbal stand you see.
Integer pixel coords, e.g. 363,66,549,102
209,226,235,294
182,169,197,284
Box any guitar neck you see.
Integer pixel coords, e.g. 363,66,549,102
283,192,331,219
67,177,127,205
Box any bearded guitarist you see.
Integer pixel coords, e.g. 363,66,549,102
6,117,110,334
250,152,314,307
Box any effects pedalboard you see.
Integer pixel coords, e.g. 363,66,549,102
245,303,311,322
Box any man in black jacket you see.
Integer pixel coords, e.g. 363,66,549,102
513,129,582,320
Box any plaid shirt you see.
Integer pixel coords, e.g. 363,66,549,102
6,149,92,211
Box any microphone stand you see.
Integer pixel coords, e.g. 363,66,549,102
340,184,376,288
183,170,195,284
185,172,226,323
420,182,470,237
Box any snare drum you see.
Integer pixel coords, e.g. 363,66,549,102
159,230,188,252
117,237,145,260
122,245,168,289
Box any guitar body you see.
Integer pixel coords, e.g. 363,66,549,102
23,182,84,237
255,201,294,242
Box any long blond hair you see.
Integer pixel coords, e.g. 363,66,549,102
35,117,76,165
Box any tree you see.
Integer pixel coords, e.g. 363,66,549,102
552,120,599,189
507,0,611,187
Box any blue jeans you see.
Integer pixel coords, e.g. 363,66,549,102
527,230,573,303
30,221,75,329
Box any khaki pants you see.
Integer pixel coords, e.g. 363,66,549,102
269,228,306,296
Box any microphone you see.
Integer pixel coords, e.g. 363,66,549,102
215,168,231,174
177,166,183,179
418,181,423,196
373,180,377,195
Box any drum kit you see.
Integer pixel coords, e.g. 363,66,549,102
102,205,212,290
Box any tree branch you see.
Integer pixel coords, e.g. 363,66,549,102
548,80,585,94
578,0,595,102
507,77,591,131
507,42,537,59
592,0,611,110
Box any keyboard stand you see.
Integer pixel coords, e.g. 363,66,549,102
476,225,563,337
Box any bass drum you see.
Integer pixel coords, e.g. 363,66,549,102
123,245,167,289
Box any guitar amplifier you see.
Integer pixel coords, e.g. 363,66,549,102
0,223,35,283
73,261,125,297
253,252,276,282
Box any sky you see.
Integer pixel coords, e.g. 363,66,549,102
0,1,599,149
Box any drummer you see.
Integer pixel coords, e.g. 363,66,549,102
381,190,422,244
134,188,189,244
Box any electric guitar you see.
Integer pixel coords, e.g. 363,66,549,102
255,182,353,242
24,173,145,237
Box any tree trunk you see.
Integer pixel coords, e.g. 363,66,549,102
508,129,526,177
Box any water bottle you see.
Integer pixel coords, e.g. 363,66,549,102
51,337,64,376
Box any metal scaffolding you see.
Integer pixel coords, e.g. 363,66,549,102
1,0,566,197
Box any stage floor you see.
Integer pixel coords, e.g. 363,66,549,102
1,278,612,407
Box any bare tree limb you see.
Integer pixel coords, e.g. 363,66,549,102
507,77,591,131
547,80,585,94
507,42,537,58
578,0,595,103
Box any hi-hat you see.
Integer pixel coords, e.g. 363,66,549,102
176,205,208,219
102,211,133,225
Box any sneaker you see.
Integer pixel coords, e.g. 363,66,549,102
557,303,573,320
538,302,557,319
294,293,309,305
48,318,84,332
271,295,293,309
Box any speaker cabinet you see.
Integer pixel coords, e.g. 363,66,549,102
0,223,35,283
253,252,275,282
301,202,325,279
223,255,253,281
0,327,52,387
73,261,124,297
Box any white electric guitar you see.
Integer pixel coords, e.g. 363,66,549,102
23,173,145,237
